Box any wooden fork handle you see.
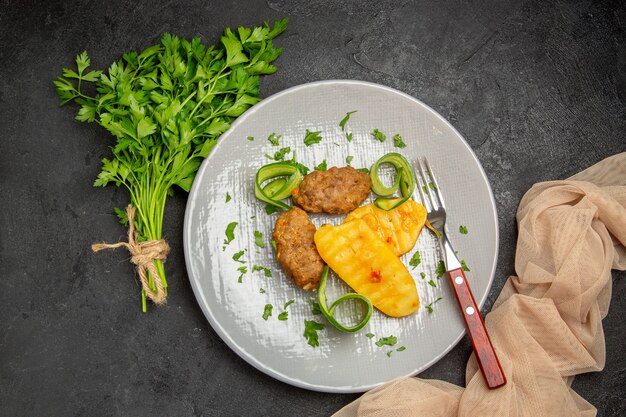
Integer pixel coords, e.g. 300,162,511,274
448,267,507,389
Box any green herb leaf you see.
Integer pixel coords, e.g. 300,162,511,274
114,207,129,226
308,299,322,315
252,265,272,277
459,225,468,234
435,260,446,278
265,204,278,215
263,304,273,320
357,167,369,174
278,312,289,321
247,136,254,141
267,132,281,146
386,351,393,357
409,251,421,269
366,333,375,339
393,134,406,148
265,146,291,161
224,222,238,245
303,320,325,347
294,161,310,175
375,336,398,347
283,299,295,309
339,110,357,131
346,132,353,142
420,272,426,279
425,297,442,314
396,346,406,352
346,155,354,166
259,288,266,294
461,260,470,272
428,279,437,287
232,250,246,263
254,230,265,248
237,266,247,283
271,239,277,251
225,192,231,203
371,129,386,142
303,129,323,146
314,160,327,171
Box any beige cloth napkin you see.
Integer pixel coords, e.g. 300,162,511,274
334,153,626,417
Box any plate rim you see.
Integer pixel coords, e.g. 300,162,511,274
183,79,500,393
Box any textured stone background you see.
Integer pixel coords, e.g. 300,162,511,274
0,0,624,416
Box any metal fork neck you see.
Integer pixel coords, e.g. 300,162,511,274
440,233,462,270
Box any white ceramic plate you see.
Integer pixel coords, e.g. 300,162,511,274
183,80,498,393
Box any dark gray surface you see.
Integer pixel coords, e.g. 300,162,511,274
0,0,624,416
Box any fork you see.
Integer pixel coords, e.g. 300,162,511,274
415,158,507,389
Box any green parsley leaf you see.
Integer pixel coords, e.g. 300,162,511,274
425,297,442,314
225,192,231,203
314,160,327,171
357,167,369,174
339,110,357,131
265,204,277,215
461,260,470,272
346,155,354,166
252,265,272,277
459,225,468,234
114,207,129,226
232,250,246,263
303,129,323,146
271,239,277,251
393,134,407,148
428,279,437,287
237,266,247,283
308,299,322,315
267,132,281,146
254,230,265,248
435,260,446,278
420,272,426,279
396,346,407,352
263,304,273,320
247,136,254,141
283,299,295,309
387,351,393,358
265,146,291,161
409,251,421,269
224,222,238,245
259,288,266,294
294,161,310,175
366,332,375,339
303,320,325,347
346,132,353,142
371,129,386,142
278,311,288,321
375,336,398,347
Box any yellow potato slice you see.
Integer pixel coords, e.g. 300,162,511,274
344,200,427,256
314,219,420,317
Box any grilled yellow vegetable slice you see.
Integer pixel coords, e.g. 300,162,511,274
344,200,427,257
314,219,420,317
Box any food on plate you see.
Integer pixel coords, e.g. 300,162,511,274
255,162,303,209
273,207,325,290
314,219,420,317
292,166,371,214
369,152,415,210
344,200,427,256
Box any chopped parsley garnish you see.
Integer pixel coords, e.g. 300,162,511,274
371,129,386,142
224,222,238,245
303,129,323,146
357,167,369,174
262,304,273,320
254,230,265,248
396,346,407,352
459,225,468,234
420,272,426,279
435,260,446,278
346,132,353,142
259,288,266,294
267,132,281,146
232,250,246,263
346,155,354,166
265,204,277,215
422,182,436,194
303,320,325,347
314,160,327,171
294,161,310,175
386,351,393,358
247,136,254,141
225,192,231,203
393,134,406,148
365,333,375,339
278,312,288,321
409,251,421,269
237,266,247,283
270,239,277,251
428,279,437,287
375,336,397,347
252,265,272,277
265,146,291,161
339,110,357,131
283,299,295,309
425,297,442,314
461,260,470,272
308,299,322,315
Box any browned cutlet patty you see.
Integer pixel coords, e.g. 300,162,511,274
291,166,371,214
272,207,325,290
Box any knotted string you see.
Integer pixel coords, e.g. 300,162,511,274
92,205,170,304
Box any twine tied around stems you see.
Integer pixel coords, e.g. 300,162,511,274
92,205,170,304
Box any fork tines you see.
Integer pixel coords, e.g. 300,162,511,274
415,158,446,212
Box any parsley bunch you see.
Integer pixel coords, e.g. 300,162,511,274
55,19,288,311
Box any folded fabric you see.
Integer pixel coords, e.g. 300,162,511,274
333,153,626,417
